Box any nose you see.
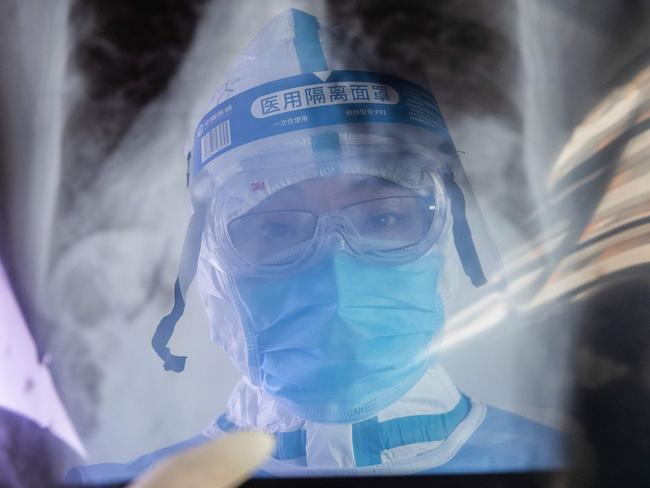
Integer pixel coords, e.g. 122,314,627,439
301,214,348,263
323,231,347,252
317,211,355,252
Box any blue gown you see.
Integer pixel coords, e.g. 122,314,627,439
65,405,567,485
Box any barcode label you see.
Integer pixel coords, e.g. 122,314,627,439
200,119,231,162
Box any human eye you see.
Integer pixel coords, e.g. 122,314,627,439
367,211,402,229
345,197,423,239
260,220,295,240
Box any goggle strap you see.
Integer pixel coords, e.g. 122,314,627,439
442,172,488,287
151,205,206,372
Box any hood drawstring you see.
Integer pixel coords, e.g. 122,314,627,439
151,204,206,372
442,172,487,288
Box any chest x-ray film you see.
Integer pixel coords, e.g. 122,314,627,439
2,1,649,487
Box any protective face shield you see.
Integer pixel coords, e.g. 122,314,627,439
151,8,503,423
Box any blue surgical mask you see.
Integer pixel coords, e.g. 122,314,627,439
231,251,445,423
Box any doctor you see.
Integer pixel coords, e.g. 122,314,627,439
69,8,565,484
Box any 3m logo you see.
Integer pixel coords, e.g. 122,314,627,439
249,181,266,192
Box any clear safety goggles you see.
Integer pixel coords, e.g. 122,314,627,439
230,194,441,263
204,161,449,277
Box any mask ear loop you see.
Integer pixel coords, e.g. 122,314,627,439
151,204,206,372
441,172,487,287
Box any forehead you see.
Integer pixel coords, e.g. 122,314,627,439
253,174,417,212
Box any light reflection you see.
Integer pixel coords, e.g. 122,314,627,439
444,61,650,345
0,261,86,457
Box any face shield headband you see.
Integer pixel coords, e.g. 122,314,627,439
152,70,487,372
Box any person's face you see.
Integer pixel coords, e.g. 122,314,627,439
227,174,434,266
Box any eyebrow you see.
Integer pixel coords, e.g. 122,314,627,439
350,176,395,191
254,183,307,211
347,176,412,195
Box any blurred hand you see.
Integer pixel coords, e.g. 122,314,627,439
128,432,274,488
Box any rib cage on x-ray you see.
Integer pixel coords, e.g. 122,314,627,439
0,0,648,468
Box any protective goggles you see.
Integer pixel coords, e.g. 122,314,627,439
205,165,449,276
